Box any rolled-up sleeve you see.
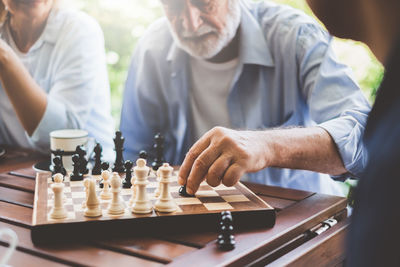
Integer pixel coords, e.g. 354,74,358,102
297,23,371,178
30,95,69,145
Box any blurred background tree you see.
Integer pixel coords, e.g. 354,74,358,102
61,0,384,126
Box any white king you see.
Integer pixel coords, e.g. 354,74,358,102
131,158,152,214
155,163,177,213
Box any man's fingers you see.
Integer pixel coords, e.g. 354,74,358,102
222,164,245,187
178,136,211,185
185,146,221,195
205,155,231,187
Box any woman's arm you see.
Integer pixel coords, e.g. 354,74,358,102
0,39,47,136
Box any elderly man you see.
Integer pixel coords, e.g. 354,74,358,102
121,0,370,196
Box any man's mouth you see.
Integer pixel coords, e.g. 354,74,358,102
181,32,216,42
14,0,45,5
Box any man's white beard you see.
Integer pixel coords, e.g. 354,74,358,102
167,0,241,60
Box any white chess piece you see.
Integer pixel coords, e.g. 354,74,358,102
100,170,112,200
84,178,102,217
52,173,67,203
107,172,125,215
53,173,64,183
155,163,177,213
154,169,161,198
132,159,152,214
82,178,91,208
129,175,136,206
50,178,67,219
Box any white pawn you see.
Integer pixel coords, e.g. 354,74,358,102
53,173,64,183
100,170,112,200
154,169,162,198
82,178,91,208
129,175,136,206
107,172,125,215
50,177,67,219
132,159,152,214
155,163,177,213
84,178,102,217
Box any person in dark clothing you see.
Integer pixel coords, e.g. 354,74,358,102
306,0,400,266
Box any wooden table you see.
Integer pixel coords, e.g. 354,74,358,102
0,147,348,266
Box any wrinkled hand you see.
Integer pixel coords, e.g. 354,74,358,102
178,127,271,195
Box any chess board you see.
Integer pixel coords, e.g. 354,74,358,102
32,169,275,245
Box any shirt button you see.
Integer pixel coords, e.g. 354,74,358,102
171,72,176,78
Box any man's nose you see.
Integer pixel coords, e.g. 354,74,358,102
181,1,203,32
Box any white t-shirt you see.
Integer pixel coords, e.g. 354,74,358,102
0,8,114,159
190,57,239,141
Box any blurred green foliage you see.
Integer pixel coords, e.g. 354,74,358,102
63,0,384,125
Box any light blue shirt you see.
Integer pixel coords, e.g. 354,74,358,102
0,8,114,160
121,1,371,196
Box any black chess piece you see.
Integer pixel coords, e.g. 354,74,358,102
101,161,110,171
122,160,134,188
139,150,148,160
179,184,194,197
51,155,66,179
50,149,65,173
151,133,165,171
76,145,89,175
99,162,110,188
70,154,83,181
217,211,236,251
112,131,125,173
92,143,103,175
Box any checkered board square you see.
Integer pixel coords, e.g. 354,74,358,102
32,168,275,244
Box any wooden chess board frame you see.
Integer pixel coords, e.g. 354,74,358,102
32,171,276,245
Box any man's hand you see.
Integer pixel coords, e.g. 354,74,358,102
178,127,272,195
178,126,347,195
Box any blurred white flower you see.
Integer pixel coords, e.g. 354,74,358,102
106,51,120,65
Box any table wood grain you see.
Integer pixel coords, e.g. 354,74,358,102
0,147,349,266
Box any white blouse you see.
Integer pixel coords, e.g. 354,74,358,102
0,8,114,159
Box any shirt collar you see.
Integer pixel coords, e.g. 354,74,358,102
40,7,60,44
25,7,60,52
238,1,274,67
0,7,59,54
166,1,274,67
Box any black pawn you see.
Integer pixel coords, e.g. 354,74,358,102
112,131,125,173
51,155,66,178
151,133,165,171
220,213,233,226
123,160,134,188
76,145,89,175
99,162,110,189
217,211,236,251
179,184,194,197
70,154,83,181
92,143,103,175
139,150,148,160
